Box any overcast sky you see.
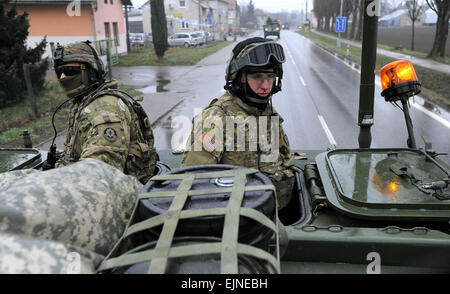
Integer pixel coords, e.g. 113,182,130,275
131,0,313,13
238,0,313,13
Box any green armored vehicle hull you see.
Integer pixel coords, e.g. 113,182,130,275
153,149,450,274
0,0,449,274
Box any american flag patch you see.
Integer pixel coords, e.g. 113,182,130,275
200,132,217,152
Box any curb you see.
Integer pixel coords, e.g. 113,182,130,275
312,41,361,72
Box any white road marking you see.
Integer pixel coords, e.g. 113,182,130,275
374,77,450,129
411,101,450,129
311,41,450,129
299,76,306,86
311,42,361,74
318,115,337,147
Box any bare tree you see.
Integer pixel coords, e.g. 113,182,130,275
380,0,397,15
406,0,424,51
349,0,361,39
426,0,450,58
355,0,364,40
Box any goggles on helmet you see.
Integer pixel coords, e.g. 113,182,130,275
53,44,65,67
229,42,285,75
55,65,82,79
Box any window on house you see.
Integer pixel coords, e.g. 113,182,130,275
113,22,119,46
110,0,113,4
104,22,111,39
104,0,107,4
179,1,186,8
182,21,189,29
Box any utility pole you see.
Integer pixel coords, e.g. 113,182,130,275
198,0,201,28
358,0,379,148
305,0,308,23
337,0,343,48
124,4,130,53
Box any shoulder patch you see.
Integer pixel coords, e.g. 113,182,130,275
103,127,118,142
199,132,217,152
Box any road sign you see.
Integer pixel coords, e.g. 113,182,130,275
335,17,347,33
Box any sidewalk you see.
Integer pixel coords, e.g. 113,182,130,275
312,30,450,75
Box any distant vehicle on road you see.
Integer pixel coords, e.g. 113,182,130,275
264,22,281,39
168,32,202,48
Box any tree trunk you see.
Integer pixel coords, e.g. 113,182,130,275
438,7,450,57
150,0,168,59
350,3,358,39
428,0,450,58
411,20,415,51
355,0,364,41
325,14,330,31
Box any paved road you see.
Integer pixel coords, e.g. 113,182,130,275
41,31,449,165
152,30,450,164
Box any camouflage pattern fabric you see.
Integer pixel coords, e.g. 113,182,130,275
0,232,103,274
182,92,295,209
0,159,142,255
56,41,104,73
56,80,158,184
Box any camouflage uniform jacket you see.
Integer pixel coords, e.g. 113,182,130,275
182,92,295,209
56,80,158,184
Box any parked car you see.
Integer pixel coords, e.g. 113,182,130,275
206,32,215,42
145,33,153,44
130,33,144,47
168,32,201,47
192,31,206,45
232,28,248,36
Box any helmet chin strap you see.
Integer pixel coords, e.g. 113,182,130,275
240,72,272,110
62,65,100,101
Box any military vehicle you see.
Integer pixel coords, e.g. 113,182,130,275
0,0,449,274
264,22,281,39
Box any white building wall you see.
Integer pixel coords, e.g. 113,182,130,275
143,0,230,35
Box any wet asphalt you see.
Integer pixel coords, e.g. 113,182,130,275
40,30,450,164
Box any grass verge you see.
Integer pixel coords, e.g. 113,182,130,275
377,44,450,65
119,41,232,66
298,30,450,111
0,79,69,148
0,80,143,148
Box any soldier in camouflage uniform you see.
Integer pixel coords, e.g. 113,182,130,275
182,37,295,211
53,41,158,184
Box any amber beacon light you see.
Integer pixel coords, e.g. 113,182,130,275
380,60,421,102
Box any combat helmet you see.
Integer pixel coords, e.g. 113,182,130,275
224,37,285,96
53,41,105,98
